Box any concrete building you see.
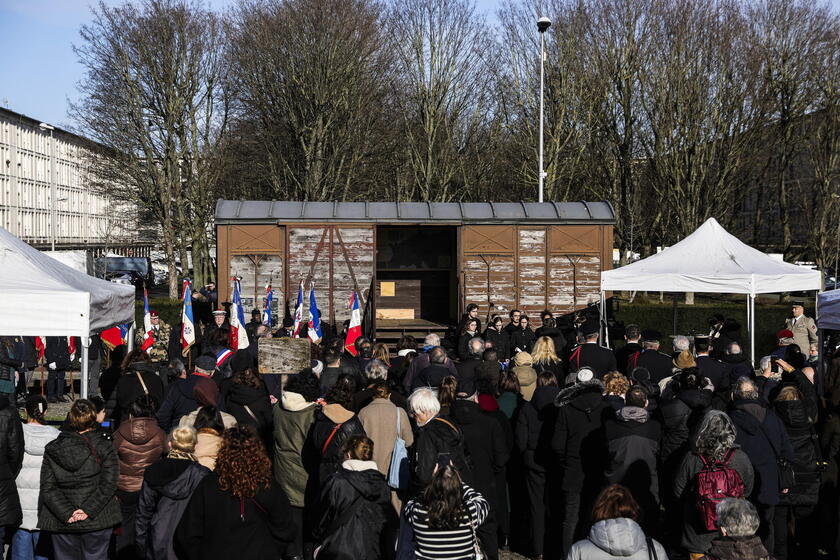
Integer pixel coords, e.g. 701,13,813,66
0,107,146,254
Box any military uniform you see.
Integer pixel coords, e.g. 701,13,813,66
137,321,172,362
784,314,817,356
569,342,617,378
627,349,673,384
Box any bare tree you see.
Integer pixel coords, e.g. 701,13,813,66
73,0,228,298
387,0,495,201
227,0,393,202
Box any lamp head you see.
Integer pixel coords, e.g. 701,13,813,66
537,16,551,33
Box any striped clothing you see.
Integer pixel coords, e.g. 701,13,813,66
404,484,489,560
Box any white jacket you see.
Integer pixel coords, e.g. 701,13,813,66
16,423,59,530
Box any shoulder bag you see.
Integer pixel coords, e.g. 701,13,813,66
388,408,409,490
758,421,796,490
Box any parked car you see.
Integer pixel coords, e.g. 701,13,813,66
97,257,154,290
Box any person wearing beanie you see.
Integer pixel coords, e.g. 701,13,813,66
178,380,237,430
513,352,538,401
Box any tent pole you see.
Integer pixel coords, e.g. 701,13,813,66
80,338,89,400
750,295,756,366
601,291,611,349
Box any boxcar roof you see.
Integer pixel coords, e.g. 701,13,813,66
215,200,615,225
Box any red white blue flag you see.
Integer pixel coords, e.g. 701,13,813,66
308,282,322,343
181,279,196,357
344,291,362,356
292,280,304,338
229,277,250,351
140,288,154,352
262,284,274,328
216,348,233,367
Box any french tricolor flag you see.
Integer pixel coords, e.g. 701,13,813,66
344,291,362,356
140,288,154,352
181,279,196,357
229,277,250,351
216,348,233,367
292,280,304,338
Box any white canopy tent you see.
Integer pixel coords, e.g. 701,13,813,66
600,218,822,363
818,289,840,331
0,227,135,398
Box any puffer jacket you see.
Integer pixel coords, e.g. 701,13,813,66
311,403,366,489
567,518,668,560
0,395,23,526
136,458,211,560
314,460,391,560
774,398,821,506
113,417,167,492
16,423,59,530
39,430,122,533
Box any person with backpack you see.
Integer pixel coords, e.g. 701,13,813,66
673,410,754,558
313,436,391,560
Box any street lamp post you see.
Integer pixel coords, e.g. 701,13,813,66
537,16,551,204
39,123,57,250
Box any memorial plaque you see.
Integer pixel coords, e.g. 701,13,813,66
258,338,311,374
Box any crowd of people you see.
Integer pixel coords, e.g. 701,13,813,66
0,297,839,560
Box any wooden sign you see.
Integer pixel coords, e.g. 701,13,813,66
258,338,311,374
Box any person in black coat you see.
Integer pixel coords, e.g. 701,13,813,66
407,387,472,496
44,336,72,403
614,324,643,375
509,316,536,356
515,373,561,559
603,385,662,531
39,399,122,559
772,386,821,560
567,321,616,378
534,318,567,362
551,378,607,555
107,352,165,424
695,335,730,393
627,330,673,384
457,318,481,361
484,317,510,362
223,369,273,450
729,377,794,555
450,377,509,560
156,357,215,432
722,342,754,384
659,368,714,471
310,376,367,491
175,426,296,560
0,393,22,538
411,347,455,390
314,436,392,560
456,304,483,341
456,337,484,383
136,426,211,560
712,319,742,360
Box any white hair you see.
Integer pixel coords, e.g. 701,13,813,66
408,387,440,416
759,355,772,371
424,333,441,347
673,335,690,352
716,498,760,537
365,359,388,382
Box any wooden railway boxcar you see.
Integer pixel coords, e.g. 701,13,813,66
215,200,615,339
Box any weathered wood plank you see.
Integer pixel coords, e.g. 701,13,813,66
258,338,311,374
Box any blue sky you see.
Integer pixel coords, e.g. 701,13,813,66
1,0,838,129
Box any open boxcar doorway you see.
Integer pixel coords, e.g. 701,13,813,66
375,226,458,325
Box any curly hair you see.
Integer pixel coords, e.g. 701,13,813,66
216,425,272,499
603,372,630,396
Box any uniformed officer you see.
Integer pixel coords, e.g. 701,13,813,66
694,335,728,391
784,300,818,356
567,320,616,378
626,329,673,384
141,310,172,363
202,309,229,354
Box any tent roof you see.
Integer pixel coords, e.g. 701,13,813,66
601,218,821,295
818,289,840,330
215,200,616,225
0,227,135,337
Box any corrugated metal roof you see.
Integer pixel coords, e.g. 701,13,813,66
215,200,615,224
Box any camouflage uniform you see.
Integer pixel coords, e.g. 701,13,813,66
137,321,172,362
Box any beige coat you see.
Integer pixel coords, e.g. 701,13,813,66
785,315,818,356
179,407,237,431
195,430,222,470
358,398,413,512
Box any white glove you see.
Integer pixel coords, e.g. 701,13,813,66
48,362,57,370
